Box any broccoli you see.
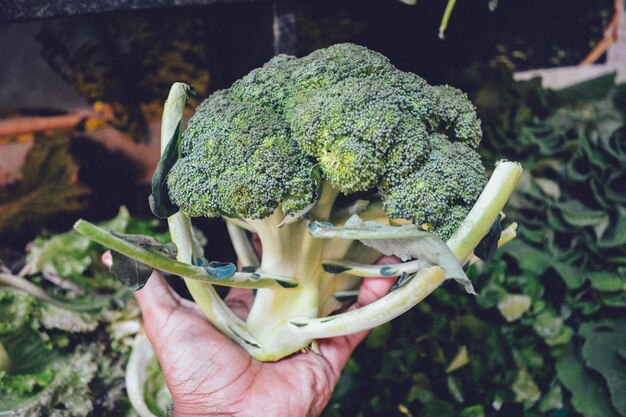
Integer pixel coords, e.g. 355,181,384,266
75,43,522,361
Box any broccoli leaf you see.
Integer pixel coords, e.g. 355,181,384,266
474,214,502,261
109,233,177,291
149,128,181,219
309,215,474,293
149,82,195,219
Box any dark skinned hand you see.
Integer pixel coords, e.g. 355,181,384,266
104,252,397,417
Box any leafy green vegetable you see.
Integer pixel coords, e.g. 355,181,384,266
556,346,619,417
0,209,166,416
323,69,626,417
580,320,626,415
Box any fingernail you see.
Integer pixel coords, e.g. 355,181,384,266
102,251,112,267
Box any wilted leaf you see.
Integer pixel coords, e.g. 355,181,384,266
474,215,502,262
109,234,176,291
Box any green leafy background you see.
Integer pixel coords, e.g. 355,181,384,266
322,71,626,417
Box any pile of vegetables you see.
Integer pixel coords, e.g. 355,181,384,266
0,208,170,416
74,43,521,361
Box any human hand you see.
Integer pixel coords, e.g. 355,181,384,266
104,252,397,417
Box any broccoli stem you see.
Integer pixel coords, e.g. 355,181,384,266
169,204,262,353
161,83,261,354
287,161,522,338
321,258,429,277
226,222,260,267
446,161,523,261
73,220,291,289
243,184,357,360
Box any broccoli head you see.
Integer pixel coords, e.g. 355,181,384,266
167,43,486,239
76,47,522,363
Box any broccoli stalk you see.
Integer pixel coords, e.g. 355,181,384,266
74,45,522,361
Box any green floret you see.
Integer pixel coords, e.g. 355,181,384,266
168,91,317,219
230,54,299,113
288,77,404,193
290,43,394,93
429,85,483,147
379,117,430,190
380,134,487,240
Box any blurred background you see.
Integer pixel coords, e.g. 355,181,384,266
0,1,624,416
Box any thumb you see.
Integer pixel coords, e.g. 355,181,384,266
102,251,187,350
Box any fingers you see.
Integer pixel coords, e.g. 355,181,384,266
318,255,398,379
102,251,205,352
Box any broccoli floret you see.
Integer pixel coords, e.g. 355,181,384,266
290,43,394,93
289,77,404,193
429,85,483,147
168,90,317,219
230,54,299,113
380,134,486,239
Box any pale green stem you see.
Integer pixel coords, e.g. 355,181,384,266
73,220,291,289
225,218,257,233
447,162,523,260
321,259,429,277
498,222,518,247
244,184,347,360
226,222,260,267
288,161,523,338
439,0,457,39
309,181,341,221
